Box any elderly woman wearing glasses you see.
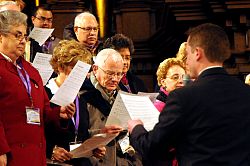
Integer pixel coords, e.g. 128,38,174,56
0,11,75,165
154,57,186,112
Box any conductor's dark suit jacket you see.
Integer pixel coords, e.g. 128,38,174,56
130,67,250,166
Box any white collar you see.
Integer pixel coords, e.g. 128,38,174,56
46,78,59,94
0,52,12,62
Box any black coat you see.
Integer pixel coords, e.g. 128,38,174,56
119,71,148,94
44,86,91,166
130,67,250,166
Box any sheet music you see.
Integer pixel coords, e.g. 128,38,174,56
70,133,117,158
137,92,159,103
32,52,53,85
120,92,160,131
29,27,54,46
50,61,91,106
105,93,131,129
106,91,160,131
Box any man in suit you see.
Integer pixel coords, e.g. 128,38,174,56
26,4,60,62
128,23,250,165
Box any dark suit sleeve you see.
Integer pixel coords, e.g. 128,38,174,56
130,90,184,160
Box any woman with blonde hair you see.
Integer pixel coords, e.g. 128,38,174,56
45,40,105,165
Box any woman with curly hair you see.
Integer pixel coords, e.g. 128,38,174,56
44,40,105,165
154,58,186,112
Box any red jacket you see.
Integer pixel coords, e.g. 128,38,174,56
0,55,59,166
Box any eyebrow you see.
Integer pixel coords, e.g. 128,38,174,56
38,16,53,19
15,30,27,36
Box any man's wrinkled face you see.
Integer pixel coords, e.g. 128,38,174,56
93,56,124,92
74,16,99,48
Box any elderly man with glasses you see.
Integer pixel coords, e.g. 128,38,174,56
72,12,101,57
79,48,142,166
0,10,75,166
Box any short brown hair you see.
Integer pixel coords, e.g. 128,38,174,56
50,40,92,73
187,23,231,63
156,58,185,86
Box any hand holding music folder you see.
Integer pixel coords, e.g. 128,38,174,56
70,133,118,158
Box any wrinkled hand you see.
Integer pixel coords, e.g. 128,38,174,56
0,154,7,166
128,119,143,134
101,125,123,134
93,146,106,159
60,103,75,119
51,146,72,163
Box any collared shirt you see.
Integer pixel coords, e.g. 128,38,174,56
0,51,20,67
0,51,12,62
90,72,119,105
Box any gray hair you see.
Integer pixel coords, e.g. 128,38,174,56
74,11,97,27
0,1,17,6
95,48,123,67
0,10,27,34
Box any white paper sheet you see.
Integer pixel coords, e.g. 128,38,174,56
32,52,53,85
137,92,159,103
105,93,131,129
50,61,91,106
106,91,160,131
29,27,54,46
70,133,117,158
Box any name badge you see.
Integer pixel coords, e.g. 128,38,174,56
118,135,130,154
69,141,82,151
26,107,40,125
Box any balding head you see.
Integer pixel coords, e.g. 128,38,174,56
74,12,99,48
94,48,123,67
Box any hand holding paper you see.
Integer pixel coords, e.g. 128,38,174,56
100,125,123,134
106,91,160,131
59,102,75,119
128,119,143,134
70,133,118,158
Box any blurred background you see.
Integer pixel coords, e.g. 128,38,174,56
24,0,250,92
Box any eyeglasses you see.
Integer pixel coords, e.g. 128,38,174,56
98,66,124,79
166,74,184,81
35,16,53,23
7,31,28,41
77,26,99,32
